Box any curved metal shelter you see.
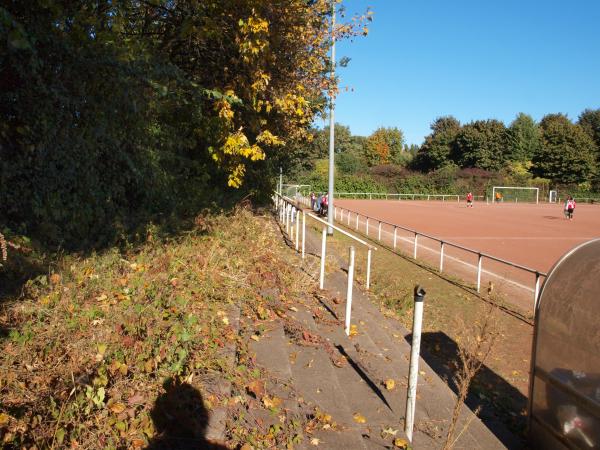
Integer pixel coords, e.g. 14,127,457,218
529,238,600,449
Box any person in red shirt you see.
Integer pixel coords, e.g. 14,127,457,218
466,191,474,208
321,192,329,216
566,196,576,220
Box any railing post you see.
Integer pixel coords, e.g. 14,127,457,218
319,227,327,290
345,246,356,336
439,241,445,272
366,218,369,236
366,248,372,290
534,272,541,309
348,210,351,226
355,213,359,231
413,233,418,259
393,227,397,249
334,206,338,220
477,253,483,292
301,211,306,259
295,209,300,251
405,285,426,443
286,204,290,234
378,222,382,241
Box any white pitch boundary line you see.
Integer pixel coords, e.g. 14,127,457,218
355,218,536,294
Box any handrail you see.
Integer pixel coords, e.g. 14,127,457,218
274,192,375,291
307,213,377,250
276,192,377,250
338,204,545,276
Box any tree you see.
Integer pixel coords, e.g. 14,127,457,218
532,114,596,184
0,1,370,248
364,127,405,166
508,113,541,162
578,109,600,157
310,123,357,158
413,116,461,171
452,120,509,170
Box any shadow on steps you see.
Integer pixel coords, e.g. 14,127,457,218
335,344,394,413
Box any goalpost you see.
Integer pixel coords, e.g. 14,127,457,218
492,186,539,204
281,184,311,198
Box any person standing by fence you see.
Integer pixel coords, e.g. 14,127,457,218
310,192,316,211
466,191,474,208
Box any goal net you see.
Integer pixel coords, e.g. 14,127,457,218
281,184,311,198
492,186,539,204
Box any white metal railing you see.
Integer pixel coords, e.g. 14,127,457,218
274,193,377,336
334,192,462,202
299,196,547,308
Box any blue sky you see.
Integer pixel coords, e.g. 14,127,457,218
330,0,600,145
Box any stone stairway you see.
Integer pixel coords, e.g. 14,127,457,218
247,212,514,449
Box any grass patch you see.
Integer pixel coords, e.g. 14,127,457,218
0,207,313,448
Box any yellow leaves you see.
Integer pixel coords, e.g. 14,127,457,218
381,427,399,438
274,93,308,118
222,132,265,161
238,13,269,61
394,437,409,448
384,378,396,391
215,99,234,120
353,413,366,423
95,343,107,362
209,130,267,188
227,164,246,189
108,401,126,414
310,437,321,446
240,15,269,34
262,395,282,409
246,380,265,398
108,360,128,377
349,324,359,337
251,71,271,93
49,273,61,285
256,130,284,147
0,412,10,425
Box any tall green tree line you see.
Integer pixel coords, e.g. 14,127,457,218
414,110,600,186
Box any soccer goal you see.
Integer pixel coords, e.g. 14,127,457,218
492,186,539,204
281,184,311,198
549,190,558,203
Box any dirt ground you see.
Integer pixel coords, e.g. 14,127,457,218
335,200,600,312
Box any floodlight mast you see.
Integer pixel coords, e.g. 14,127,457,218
327,0,335,235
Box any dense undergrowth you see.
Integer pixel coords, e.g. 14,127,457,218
0,206,313,448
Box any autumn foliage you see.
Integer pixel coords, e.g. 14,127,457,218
0,1,369,248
